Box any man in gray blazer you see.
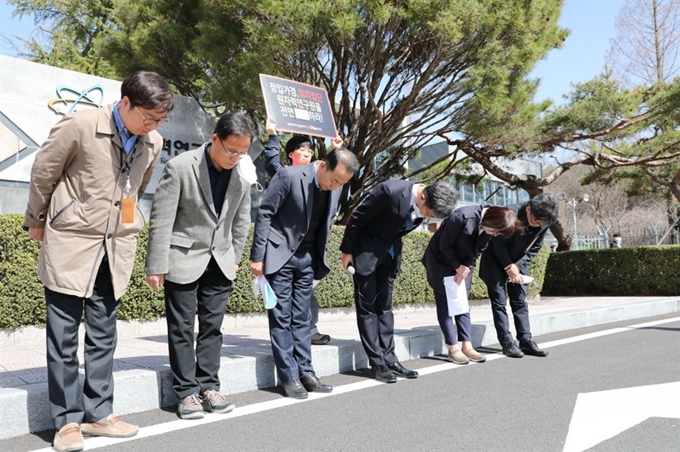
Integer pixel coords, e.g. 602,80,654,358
250,148,359,399
146,113,255,419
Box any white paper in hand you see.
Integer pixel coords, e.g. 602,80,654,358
252,275,278,309
442,276,470,317
508,275,535,285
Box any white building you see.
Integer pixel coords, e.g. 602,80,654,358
0,56,215,216
411,140,542,207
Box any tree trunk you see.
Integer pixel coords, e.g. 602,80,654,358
550,220,573,251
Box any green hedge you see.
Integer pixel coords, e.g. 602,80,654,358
0,214,549,329
0,215,45,329
542,245,680,296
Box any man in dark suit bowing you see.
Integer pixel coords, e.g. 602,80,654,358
250,148,359,399
340,180,457,383
479,193,558,358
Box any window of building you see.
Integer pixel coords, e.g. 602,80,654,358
460,184,474,203
474,184,486,204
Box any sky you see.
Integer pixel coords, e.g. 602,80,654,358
0,0,623,105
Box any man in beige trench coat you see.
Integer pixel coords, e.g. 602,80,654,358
24,71,175,452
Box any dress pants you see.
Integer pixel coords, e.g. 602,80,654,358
309,280,321,335
480,262,532,346
353,256,398,367
266,249,314,383
164,258,233,399
424,261,473,346
45,259,120,429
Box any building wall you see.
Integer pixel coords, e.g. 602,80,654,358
0,56,215,215
414,141,541,207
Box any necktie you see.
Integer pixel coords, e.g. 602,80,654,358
389,207,417,257
401,207,416,234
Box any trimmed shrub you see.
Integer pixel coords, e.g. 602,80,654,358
392,231,435,306
0,214,551,328
527,243,550,299
118,225,167,321
0,215,45,329
542,245,680,296
312,225,360,308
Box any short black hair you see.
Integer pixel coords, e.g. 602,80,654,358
324,148,359,174
121,71,175,112
424,181,457,218
285,135,315,154
528,193,559,223
213,113,257,141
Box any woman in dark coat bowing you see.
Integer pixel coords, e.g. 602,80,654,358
423,205,522,364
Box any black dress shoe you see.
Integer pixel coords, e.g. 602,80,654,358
311,333,331,346
281,380,308,399
300,372,333,393
502,342,525,358
387,362,419,379
370,365,397,383
520,340,549,357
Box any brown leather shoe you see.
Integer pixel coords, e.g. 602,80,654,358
53,422,84,452
81,414,139,438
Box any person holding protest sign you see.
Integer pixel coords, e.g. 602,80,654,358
262,119,343,346
422,206,521,365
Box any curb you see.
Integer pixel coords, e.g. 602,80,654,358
1,298,679,440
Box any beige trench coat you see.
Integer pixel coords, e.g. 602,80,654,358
25,104,163,299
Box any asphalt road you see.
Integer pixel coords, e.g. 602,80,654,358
5,313,679,452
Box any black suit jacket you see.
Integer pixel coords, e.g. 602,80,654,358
340,180,416,276
423,205,492,275
480,201,549,279
250,163,341,280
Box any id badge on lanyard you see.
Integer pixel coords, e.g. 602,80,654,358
121,148,137,224
121,176,135,223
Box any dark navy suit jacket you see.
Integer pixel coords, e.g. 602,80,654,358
423,204,492,276
340,180,416,276
250,163,340,280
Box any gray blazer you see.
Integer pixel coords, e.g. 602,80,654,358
249,163,341,280
145,144,251,283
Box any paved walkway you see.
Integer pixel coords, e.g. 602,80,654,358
1,296,679,440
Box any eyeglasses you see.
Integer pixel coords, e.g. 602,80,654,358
134,106,169,126
218,139,248,159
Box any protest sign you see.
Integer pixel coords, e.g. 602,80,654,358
259,74,338,139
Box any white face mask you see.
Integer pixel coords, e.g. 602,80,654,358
236,154,259,185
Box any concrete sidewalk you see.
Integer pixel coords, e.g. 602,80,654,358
1,296,679,440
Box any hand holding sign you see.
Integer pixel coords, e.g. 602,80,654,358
330,136,344,150
265,118,278,135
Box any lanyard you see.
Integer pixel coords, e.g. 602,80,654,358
120,145,138,196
